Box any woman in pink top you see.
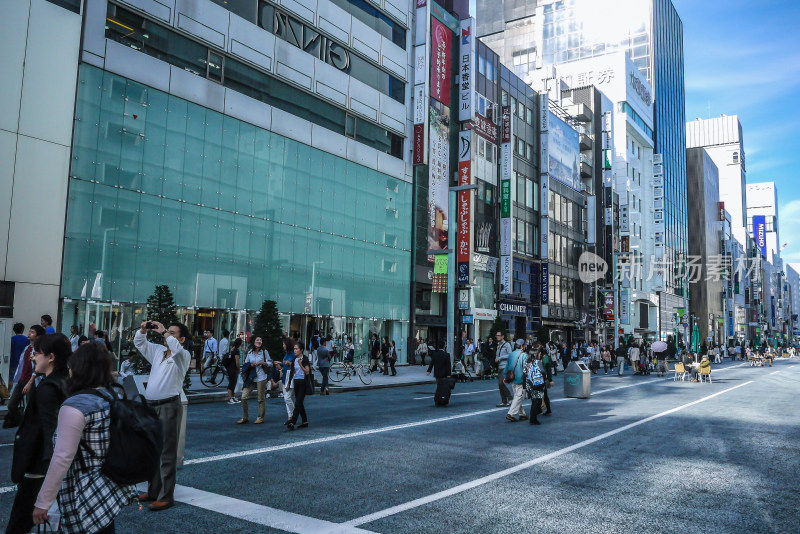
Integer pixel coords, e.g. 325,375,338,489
32,343,135,533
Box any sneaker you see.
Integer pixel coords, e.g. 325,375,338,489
227,398,236,405
234,398,242,403
496,403,507,407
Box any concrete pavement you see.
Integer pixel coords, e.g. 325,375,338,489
0,357,797,533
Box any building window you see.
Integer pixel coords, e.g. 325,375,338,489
733,151,739,163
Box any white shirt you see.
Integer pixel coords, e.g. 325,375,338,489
245,349,270,382
69,334,79,352
134,330,191,401
119,359,134,379
219,337,230,357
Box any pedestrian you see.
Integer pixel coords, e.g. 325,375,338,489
118,351,136,381
8,323,27,388
547,341,558,376
590,343,602,374
415,338,428,366
68,325,80,353
629,343,641,375
380,336,390,375
426,342,451,380
5,325,45,428
344,336,355,366
5,334,70,534
134,320,192,511
369,333,381,372
202,329,218,374
494,331,513,407
463,338,475,370
281,339,296,426
713,344,721,364
317,338,331,395
225,338,243,404
238,337,270,424
655,347,668,377
32,342,136,532
40,315,55,335
504,340,529,422
615,339,627,376
601,345,612,374
309,331,321,368
287,344,311,430
525,347,553,425
388,340,399,376
219,329,230,367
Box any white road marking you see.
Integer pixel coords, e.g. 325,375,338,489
173,485,374,534
343,380,754,527
0,443,13,447
413,388,496,400
770,370,780,375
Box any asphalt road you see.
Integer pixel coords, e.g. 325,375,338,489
0,358,797,534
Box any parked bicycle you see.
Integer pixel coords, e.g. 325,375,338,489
329,354,372,385
200,356,227,387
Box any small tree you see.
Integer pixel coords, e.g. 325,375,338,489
536,324,550,345
489,316,508,341
251,299,283,359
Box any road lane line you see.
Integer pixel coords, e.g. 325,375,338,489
413,388,496,400
343,380,754,527
172,484,374,534
770,370,780,375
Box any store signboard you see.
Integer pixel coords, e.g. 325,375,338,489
428,100,450,258
458,18,475,122
430,17,451,106
500,104,512,294
541,262,549,304
457,130,471,284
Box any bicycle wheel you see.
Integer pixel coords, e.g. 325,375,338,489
329,362,348,383
201,364,226,387
357,365,373,385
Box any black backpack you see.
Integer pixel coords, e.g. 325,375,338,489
77,387,164,486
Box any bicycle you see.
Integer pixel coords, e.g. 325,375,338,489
200,357,228,387
329,354,373,385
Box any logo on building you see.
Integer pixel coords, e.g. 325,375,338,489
578,251,608,284
269,8,350,72
629,72,651,106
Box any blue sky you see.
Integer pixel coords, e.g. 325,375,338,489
673,0,800,266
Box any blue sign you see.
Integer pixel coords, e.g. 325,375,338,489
458,262,470,285
462,315,473,324
541,262,549,304
752,215,767,258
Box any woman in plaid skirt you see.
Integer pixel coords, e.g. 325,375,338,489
33,343,135,533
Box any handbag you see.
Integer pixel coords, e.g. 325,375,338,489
305,373,315,395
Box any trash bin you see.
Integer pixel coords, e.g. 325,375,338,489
129,375,189,468
564,361,591,398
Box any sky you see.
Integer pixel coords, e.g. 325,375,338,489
669,0,800,268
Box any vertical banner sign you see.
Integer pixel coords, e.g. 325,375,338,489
620,288,630,325
430,17,451,107
412,3,429,165
752,215,766,258
500,105,512,294
539,92,549,262
458,18,475,122
457,130,472,285
603,291,615,321
541,262,549,304
652,153,665,291
428,99,450,260
432,254,448,293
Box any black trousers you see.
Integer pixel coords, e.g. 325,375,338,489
381,356,389,374
388,359,396,375
290,379,308,424
531,388,551,418
5,476,44,534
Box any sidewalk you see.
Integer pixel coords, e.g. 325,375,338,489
184,363,438,404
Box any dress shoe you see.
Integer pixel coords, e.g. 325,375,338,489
505,414,518,422
149,500,174,511
298,421,309,428
138,493,154,502
529,418,541,425
519,415,529,421
253,418,265,424
236,418,249,424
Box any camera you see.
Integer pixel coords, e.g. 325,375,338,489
146,322,157,329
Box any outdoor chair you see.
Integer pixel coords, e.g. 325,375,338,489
699,366,712,383
673,362,687,381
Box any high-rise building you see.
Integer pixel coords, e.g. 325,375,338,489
746,183,780,263
686,115,747,245
477,0,689,340
2,0,415,360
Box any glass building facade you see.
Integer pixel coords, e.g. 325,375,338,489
60,64,411,356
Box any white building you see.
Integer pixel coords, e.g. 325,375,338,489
686,115,748,245
538,53,658,339
746,182,781,263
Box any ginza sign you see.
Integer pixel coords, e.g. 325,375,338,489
263,6,350,72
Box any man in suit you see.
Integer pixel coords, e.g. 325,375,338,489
369,333,381,372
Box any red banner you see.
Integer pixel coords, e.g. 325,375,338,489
457,161,471,264
430,17,451,107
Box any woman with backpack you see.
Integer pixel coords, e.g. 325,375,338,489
32,342,135,533
225,338,243,405
6,334,70,534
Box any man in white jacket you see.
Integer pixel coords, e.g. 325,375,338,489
134,321,191,511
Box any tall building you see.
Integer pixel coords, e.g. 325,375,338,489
746,183,780,263
686,147,723,345
2,0,415,362
477,0,688,342
746,182,782,345
686,114,748,245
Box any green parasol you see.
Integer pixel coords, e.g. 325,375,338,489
691,323,700,353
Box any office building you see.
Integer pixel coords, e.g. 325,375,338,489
2,0,415,361
686,114,748,245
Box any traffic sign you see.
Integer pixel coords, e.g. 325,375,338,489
682,322,688,328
